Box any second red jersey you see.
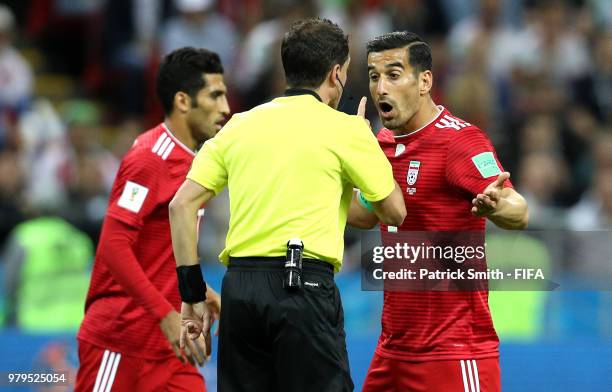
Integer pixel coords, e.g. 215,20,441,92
375,106,512,361
78,123,198,359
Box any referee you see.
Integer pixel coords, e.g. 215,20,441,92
169,18,406,392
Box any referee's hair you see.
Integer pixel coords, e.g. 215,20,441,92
281,18,349,89
367,32,432,75
156,47,224,115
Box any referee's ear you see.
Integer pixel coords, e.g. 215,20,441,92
326,64,341,87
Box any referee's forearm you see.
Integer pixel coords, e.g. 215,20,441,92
169,196,200,267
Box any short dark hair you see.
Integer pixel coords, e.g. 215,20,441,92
367,32,432,74
156,47,224,115
281,18,349,88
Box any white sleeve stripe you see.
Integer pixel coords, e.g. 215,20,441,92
93,350,110,392
152,133,168,154
156,136,172,157
162,142,175,160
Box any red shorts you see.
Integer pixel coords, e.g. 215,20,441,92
75,340,206,392
363,352,500,392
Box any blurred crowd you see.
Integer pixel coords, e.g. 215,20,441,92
0,0,610,280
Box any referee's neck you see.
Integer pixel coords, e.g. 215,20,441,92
286,84,334,106
284,87,323,102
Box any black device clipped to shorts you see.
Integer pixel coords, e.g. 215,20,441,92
283,238,304,290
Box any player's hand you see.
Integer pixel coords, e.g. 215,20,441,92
471,172,510,217
179,301,213,354
160,310,202,365
357,96,371,129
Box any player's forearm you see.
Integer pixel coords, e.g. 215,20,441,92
488,189,529,230
101,217,174,320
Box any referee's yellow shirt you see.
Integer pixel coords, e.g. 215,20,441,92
187,92,394,271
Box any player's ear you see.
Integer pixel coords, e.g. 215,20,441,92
174,91,192,114
419,70,433,96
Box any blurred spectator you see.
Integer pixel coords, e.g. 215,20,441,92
161,0,238,70
2,216,92,332
518,0,591,85
0,5,32,110
321,0,391,117
100,0,173,118
588,0,612,29
384,0,449,38
18,98,68,211
566,157,612,281
567,132,612,230
61,100,117,192
445,31,495,134
517,152,569,229
448,0,525,82
574,28,612,123
592,29,612,122
233,0,316,108
519,115,563,155
27,0,103,77
60,100,118,241
0,150,26,245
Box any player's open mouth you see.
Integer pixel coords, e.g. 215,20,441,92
379,101,395,119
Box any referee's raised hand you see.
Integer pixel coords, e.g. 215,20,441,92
357,96,371,129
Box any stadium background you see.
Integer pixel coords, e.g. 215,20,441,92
0,0,610,390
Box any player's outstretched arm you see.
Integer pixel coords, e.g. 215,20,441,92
169,179,216,349
471,172,529,230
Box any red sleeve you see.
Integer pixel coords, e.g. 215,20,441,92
98,216,174,321
106,150,166,229
446,127,513,197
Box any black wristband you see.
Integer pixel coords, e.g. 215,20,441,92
176,265,207,303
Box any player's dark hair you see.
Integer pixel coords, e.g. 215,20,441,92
156,47,223,115
367,31,432,74
281,18,349,88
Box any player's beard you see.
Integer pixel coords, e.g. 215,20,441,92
190,124,212,147
381,115,405,131
383,106,418,134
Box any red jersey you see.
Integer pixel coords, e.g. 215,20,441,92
375,106,512,362
78,123,197,359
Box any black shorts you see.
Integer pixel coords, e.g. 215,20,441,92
218,257,353,392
